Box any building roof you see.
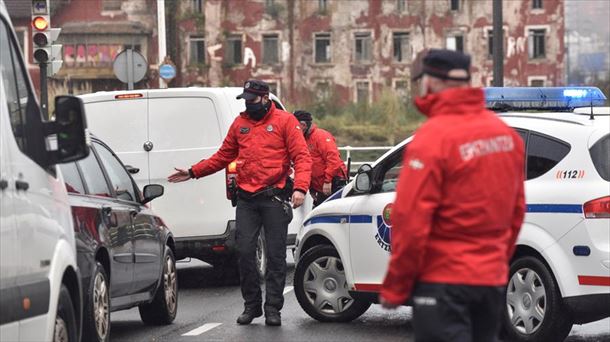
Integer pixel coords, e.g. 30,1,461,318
5,0,30,19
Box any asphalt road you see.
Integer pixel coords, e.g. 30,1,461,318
110,255,610,342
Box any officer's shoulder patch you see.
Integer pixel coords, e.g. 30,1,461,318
240,127,250,134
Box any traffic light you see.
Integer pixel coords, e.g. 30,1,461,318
31,14,62,76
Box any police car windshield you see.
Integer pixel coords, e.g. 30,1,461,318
590,134,610,181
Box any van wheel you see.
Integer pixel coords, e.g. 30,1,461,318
83,262,110,342
54,284,78,342
139,247,178,325
502,256,573,342
294,245,371,322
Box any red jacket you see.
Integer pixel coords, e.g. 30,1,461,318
380,88,526,305
306,124,347,193
191,102,312,194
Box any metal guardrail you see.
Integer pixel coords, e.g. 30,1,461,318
338,145,393,172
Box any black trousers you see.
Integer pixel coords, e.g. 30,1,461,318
411,283,504,342
235,195,292,313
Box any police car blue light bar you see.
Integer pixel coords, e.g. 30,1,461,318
484,87,607,111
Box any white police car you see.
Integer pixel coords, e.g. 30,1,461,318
293,87,610,342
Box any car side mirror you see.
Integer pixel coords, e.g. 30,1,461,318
142,184,164,204
45,96,90,165
354,164,373,193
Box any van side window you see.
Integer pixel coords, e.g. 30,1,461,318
59,163,86,194
78,150,111,198
94,142,137,202
0,20,30,153
526,132,570,180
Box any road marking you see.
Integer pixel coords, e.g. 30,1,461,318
182,323,222,336
283,286,294,295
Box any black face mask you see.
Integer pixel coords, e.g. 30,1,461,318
246,101,270,121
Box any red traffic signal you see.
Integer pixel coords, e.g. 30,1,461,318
32,16,48,31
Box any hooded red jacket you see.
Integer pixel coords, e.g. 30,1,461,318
380,87,526,305
306,124,347,193
190,102,312,194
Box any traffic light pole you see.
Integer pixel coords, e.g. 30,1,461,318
492,0,504,87
40,62,48,118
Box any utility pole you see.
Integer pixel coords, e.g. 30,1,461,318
492,0,504,87
157,0,167,88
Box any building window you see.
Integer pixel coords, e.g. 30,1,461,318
529,78,545,87
356,81,370,104
190,0,204,13
394,80,409,104
316,81,331,100
393,32,410,63
225,34,242,65
397,0,406,12
262,34,279,65
450,0,460,11
532,0,543,9
102,0,122,11
319,0,328,14
446,34,464,52
528,29,546,59
189,36,205,65
354,32,372,63
487,30,494,58
314,33,331,63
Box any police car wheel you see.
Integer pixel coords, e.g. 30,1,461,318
502,256,573,342
294,245,371,322
139,247,178,325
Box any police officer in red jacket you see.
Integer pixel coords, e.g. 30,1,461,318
293,110,347,207
379,50,526,342
168,80,311,326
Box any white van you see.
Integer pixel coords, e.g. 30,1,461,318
0,1,90,341
79,88,312,275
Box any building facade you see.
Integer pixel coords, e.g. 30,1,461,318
170,0,565,104
6,0,160,95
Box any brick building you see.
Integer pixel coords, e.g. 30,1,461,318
6,0,565,103
170,0,565,105
6,0,160,94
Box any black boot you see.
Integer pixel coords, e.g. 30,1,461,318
265,311,281,326
236,307,263,325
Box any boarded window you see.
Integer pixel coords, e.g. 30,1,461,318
354,32,372,62
189,36,205,65
315,33,331,63
225,34,242,65
393,32,410,62
446,34,464,52
263,34,279,64
528,29,546,59
356,81,370,104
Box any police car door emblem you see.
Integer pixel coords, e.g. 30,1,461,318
267,125,273,132
375,203,393,252
240,127,250,134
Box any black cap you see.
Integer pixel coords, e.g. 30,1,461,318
412,49,471,81
293,110,312,122
236,79,270,100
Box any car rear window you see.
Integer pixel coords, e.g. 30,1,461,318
526,133,571,180
590,134,610,181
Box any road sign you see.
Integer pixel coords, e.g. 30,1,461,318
113,49,148,90
159,63,176,81
32,0,49,15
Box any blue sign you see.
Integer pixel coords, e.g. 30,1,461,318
159,64,176,80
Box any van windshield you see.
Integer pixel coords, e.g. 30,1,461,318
590,134,610,181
